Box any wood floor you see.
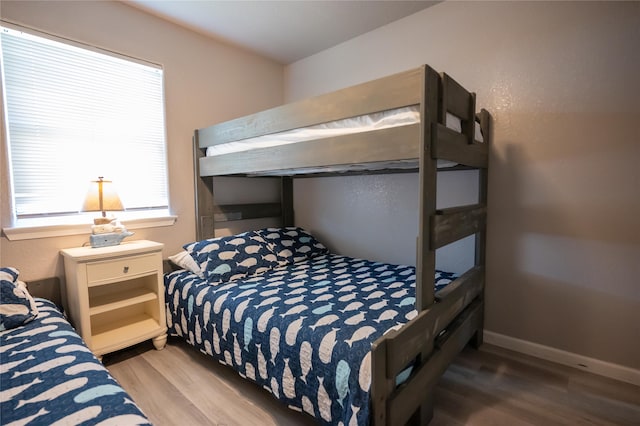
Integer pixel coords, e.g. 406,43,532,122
105,338,640,426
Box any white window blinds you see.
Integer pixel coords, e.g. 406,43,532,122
1,26,168,220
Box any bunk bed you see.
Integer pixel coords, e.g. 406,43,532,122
173,64,490,425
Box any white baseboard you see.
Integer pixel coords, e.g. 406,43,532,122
484,331,640,387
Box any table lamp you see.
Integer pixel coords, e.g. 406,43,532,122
82,177,124,225
82,177,132,247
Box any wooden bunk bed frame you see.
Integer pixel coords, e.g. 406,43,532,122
192,64,491,425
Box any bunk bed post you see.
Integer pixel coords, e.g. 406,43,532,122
371,339,393,426
416,65,440,313
413,64,442,426
465,93,477,145
471,108,491,348
193,130,215,240
281,176,294,227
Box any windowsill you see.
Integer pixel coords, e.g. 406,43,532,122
3,212,177,241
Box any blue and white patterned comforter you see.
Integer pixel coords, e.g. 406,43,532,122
0,299,151,426
165,253,455,425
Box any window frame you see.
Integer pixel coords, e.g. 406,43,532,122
0,21,175,240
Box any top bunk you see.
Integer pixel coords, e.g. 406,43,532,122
195,64,490,177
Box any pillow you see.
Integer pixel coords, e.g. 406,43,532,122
183,231,279,284
0,267,39,331
256,227,328,266
168,251,204,278
0,266,18,283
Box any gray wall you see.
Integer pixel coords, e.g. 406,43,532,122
286,1,640,370
294,171,478,274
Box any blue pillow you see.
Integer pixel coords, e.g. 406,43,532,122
0,267,39,331
0,266,18,283
183,231,279,284
256,227,328,266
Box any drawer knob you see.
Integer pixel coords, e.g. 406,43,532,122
123,266,129,273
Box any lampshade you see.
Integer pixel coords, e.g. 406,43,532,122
82,177,124,218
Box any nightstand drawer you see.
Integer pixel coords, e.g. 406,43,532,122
86,253,158,285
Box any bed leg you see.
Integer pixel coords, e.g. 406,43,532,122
470,301,484,349
470,327,484,349
407,396,434,426
421,396,434,426
153,333,168,351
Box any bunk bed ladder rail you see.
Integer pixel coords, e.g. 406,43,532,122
431,76,491,352
375,70,491,425
416,69,489,313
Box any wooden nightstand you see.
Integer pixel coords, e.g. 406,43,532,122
61,240,167,360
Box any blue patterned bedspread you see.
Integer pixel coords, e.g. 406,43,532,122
0,299,151,426
165,253,455,425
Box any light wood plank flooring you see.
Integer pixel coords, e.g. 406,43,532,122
105,338,640,425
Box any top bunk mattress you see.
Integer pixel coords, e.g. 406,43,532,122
206,106,484,160
197,66,489,177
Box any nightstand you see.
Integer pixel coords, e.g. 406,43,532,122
61,240,167,360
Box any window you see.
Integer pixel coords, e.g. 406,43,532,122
1,25,171,235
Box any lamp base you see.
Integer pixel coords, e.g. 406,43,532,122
90,231,134,248
93,217,112,225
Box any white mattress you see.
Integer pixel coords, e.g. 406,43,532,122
206,106,484,158
247,160,422,176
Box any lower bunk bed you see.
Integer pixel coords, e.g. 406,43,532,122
165,227,483,425
0,267,151,426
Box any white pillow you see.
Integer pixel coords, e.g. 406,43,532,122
168,251,204,278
